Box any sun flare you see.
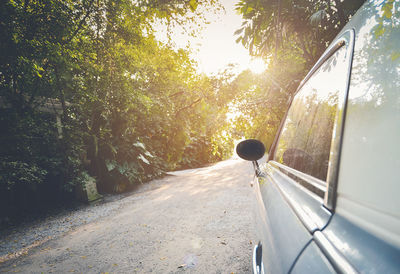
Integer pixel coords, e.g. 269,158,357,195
248,58,266,74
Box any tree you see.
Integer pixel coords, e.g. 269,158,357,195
0,0,233,225
235,0,365,66
229,0,365,150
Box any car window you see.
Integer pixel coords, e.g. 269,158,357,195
274,45,349,182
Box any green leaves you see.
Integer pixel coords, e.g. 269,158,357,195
0,0,235,226
235,0,364,65
229,0,367,152
189,0,199,12
382,0,394,19
0,160,48,187
33,63,45,78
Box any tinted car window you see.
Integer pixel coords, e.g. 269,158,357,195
274,45,349,181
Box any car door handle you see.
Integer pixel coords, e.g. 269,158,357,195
252,242,265,274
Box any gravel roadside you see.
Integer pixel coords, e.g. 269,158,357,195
0,179,166,264
0,158,256,273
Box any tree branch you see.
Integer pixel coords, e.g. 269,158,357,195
175,98,202,117
65,0,96,45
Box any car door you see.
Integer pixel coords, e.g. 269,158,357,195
291,2,400,273
253,29,355,273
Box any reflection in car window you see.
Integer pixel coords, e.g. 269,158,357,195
274,46,349,181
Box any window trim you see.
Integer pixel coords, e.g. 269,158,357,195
323,29,355,210
270,160,327,195
267,29,355,210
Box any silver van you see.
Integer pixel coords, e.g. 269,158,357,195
237,1,400,273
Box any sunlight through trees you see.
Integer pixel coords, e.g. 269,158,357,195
0,0,367,224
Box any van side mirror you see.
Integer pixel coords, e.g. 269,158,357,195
236,139,266,161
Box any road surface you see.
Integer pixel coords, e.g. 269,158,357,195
0,158,256,273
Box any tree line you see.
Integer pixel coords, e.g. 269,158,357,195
0,0,366,225
0,0,232,225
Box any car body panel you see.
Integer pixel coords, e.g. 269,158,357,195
322,214,400,273
266,162,331,233
291,241,335,273
250,1,400,273
254,20,354,274
318,1,400,271
254,172,312,273
334,0,400,247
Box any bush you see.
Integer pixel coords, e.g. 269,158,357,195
0,109,80,226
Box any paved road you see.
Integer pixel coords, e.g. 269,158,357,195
0,159,256,273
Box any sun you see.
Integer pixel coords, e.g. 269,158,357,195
248,58,266,74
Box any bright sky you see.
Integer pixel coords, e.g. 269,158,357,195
155,0,266,76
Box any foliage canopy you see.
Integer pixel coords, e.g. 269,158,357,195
230,0,365,149
0,0,368,225
0,0,231,224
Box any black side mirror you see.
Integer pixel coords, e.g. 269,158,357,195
236,139,265,161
